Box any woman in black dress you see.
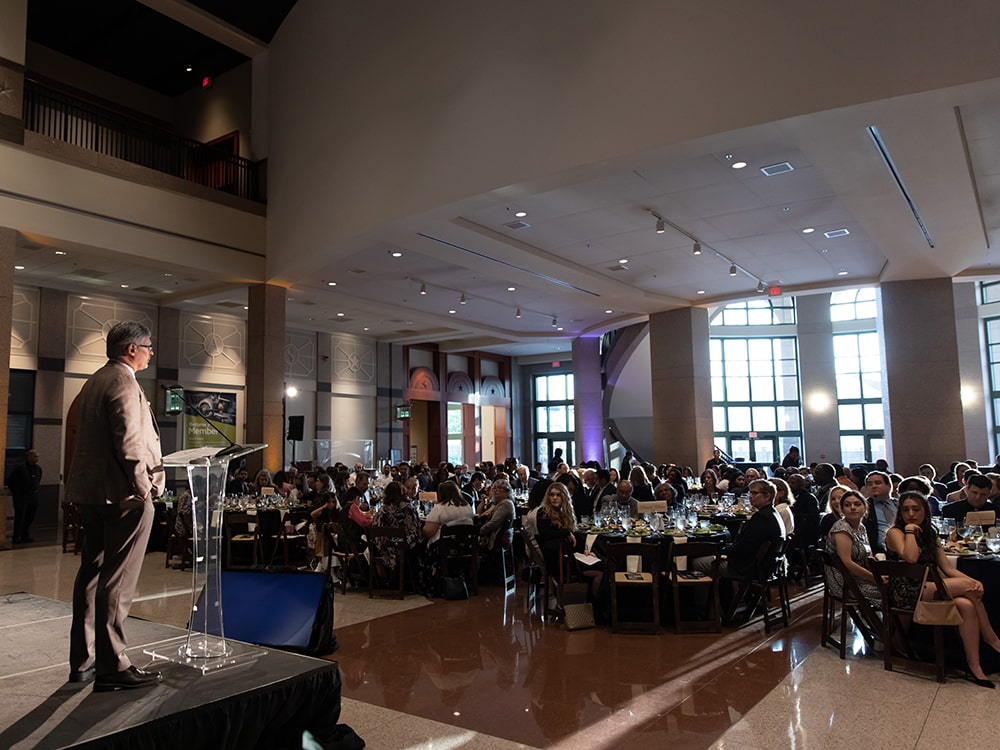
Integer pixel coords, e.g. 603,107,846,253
886,491,1000,688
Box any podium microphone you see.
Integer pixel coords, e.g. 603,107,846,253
162,384,245,458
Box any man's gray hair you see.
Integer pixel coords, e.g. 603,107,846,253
106,321,151,358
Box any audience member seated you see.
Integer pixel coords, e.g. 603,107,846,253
692,479,787,601
824,490,880,607
341,486,372,551
818,485,847,542
862,470,896,554
557,472,591,521
705,448,726,473
479,479,516,552
699,468,720,498
628,467,654,502
942,473,996,524
251,469,274,497
422,480,474,546
225,467,251,496
886,491,1000,688
521,479,552,558
652,480,678,510
897,474,940,516
771,478,796,534
788,472,820,547
597,479,634,519
536,482,602,600
372,480,421,581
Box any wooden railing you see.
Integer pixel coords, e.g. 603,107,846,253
22,78,265,204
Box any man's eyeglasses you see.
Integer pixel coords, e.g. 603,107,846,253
135,343,154,351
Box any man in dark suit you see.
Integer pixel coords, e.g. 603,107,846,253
66,321,164,691
7,449,41,543
942,473,996,525
714,479,787,579
862,470,896,555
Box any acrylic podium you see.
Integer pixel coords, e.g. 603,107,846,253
144,443,268,673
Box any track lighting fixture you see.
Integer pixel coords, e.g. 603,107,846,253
729,264,737,277
419,283,427,295
756,280,766,293
692,241,702,256
515,308,522,319
460,293,467,305
551,317,558,327
655,219,665,234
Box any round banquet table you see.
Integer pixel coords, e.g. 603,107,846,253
956,554,1000,673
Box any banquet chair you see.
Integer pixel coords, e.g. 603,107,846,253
438,524,479,595
223,511,261,568
164,507,194,571
669,540,722,633
607,542,661,634
519,529,549,614
817,549,881,659
724,536,791,632
367,526,407,599
268,509,311,566
870,560,949,683
325,521,369,594
61,501,83,554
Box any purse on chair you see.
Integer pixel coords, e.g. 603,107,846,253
912,566,963,626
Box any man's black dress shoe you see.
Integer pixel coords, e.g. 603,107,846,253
94,666,162,692
68,667,95,684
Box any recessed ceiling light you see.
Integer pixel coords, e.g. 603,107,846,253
619,258,629,264
448,309,457,314
802,228,815,234
14,265,24,270
163,272,172,277
54,250,67,255
697,290,706,295
363,327,369,331
185,64,193,72
605,309,613,314
837,269,849,276
824,228,850,239
557,326,564,331
390,250,402,257
243,306,248,310
507,286,516,292
336,312,345,317
327,281,337,286
514,211,527,218
731,161,748,169
120,284,129,288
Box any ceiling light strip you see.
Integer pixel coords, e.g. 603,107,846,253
866,125,935,249
954,106,990,250
418,232,601,297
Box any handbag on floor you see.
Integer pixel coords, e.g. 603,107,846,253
912,566,963,626
442,575,469,600
563,602,595,630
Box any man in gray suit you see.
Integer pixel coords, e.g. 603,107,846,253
67,321,164,691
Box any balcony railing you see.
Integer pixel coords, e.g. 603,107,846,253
23,78,265,204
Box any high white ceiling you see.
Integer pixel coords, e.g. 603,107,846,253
14,67,1000,357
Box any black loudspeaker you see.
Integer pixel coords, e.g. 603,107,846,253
191,569,336,655
286,415,304,441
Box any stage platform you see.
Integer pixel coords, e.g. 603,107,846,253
0,593,344,749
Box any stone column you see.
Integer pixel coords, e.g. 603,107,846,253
0,0,26,145
246,283,285,473
0,227,13,465
573,336,604,464
649,307,713,469
796,292,841,464
32,287,67,526
879,278,965,475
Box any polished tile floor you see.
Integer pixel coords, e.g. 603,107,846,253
3,537,995,749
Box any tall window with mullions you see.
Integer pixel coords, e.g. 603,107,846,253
983,316,1000,456
710,336,802,465
534,372,575,472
